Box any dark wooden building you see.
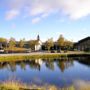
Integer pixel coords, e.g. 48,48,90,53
74,37,90,51
0,42,7,49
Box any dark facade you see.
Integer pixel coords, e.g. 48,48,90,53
74,37,90,51
0,42,7,49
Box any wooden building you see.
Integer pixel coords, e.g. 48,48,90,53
74,37,90,51
0,42,7,49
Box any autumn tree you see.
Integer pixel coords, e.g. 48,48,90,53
64,40,74,49
9,37,16,48
19,39,25,48
28,40,38,49
0,38,8,42
0,38,8,48
57,34,64,49
57,35,73,50
44,38,54,50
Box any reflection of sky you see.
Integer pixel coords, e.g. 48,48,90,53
0,60,90,88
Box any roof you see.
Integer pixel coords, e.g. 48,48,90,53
74,37,90,46
78,37,90,43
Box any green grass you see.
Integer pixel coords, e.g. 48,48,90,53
4,47,29,53
44,50,64,53
67,51,85,53
44,50,85,53
0,54,68,62
0,52,90,62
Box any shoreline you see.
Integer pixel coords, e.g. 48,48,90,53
0,52,90,62
0,52,90,56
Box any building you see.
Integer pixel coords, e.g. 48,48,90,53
74,37,90,51
0,42,7,49
35,35,42,51
16,35,42,51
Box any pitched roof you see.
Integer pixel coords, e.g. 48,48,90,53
78,37,90,43
74,37,90,46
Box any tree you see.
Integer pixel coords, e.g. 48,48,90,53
57,34,64,47
0,38,8,48
28,40,38,49
19,39,25,48
0,38,8,42
64,40,73,49
9,37,16,48
57,35,73,50
44,38,54,50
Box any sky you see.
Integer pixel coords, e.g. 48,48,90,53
0,0,90,42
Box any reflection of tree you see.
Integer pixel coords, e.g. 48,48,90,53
0,59,75,73
20,62,26,70
0,59,43,72
29,60,41,71
45,61,54,71
9,62,16,72
57,60,74,72
0,62,8,69
57,61,65,72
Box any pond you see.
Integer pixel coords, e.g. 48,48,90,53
0,56,90,88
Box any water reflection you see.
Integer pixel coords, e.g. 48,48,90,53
74,56,90,66
0,56,90,88
57,60,74,72
0,58,74,72
0,56,90,72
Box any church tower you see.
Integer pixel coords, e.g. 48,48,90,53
37,35,40,41
35,35,42,51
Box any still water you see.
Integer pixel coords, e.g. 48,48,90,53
0,56,90,88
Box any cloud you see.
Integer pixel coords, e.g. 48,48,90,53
6,9,20,20
41,13,49,18
32,13,49,23
32,17,41,24
1,0,90,21
62,0,90,20
27,0,90,20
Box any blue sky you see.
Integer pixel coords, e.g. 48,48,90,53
0,0,90,42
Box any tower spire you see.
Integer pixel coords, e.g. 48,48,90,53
37,34,40,41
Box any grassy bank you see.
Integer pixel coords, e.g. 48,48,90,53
0,79,74,90
0,54,68,62
4,47,29,53
0,53,90,62
0,80,90,90
44,50,85,53
0,82,74,90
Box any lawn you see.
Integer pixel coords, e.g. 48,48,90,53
4,47,30,53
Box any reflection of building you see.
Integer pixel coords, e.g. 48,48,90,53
35,59,43,66
75,56,90,66
74,37,90,51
